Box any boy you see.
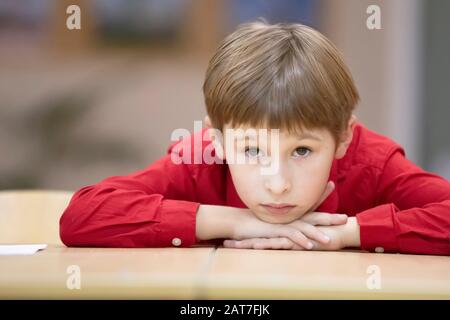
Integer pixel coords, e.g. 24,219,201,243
60,22,450,255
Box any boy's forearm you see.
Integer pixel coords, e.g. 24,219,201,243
195,205,362,249
195,204,249,241
343,217,361,248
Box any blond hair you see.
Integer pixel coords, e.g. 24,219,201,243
203,21,359,143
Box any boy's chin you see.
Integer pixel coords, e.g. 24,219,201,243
255,212,303,224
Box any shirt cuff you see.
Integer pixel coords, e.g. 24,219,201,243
156,199,201,247
356,203,399,253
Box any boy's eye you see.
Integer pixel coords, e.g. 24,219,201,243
244,147,263,157
293,147,311,157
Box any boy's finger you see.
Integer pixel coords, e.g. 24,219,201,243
301,212,348,226
233,239,256,249
226,237,301,250
244,238,293,250
274,238,305,250
253,238,273,250
223,240,236,247
277,237,295,249
330,214,348,225
303,225,331,244
261,238,292,250
282,227,314,250
228,238,270,249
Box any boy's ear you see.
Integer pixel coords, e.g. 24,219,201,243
204,115,225,160
204,115,212,129
335,115,357,159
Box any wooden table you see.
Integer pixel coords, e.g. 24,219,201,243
1,245,449,299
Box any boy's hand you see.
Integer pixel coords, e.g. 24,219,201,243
224,217,360,251
224,180,355,251
230,181,347,250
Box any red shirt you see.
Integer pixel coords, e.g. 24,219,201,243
60,122,450,255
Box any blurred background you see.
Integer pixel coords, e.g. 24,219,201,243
0,0,449,191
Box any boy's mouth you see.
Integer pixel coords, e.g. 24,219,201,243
260,203,296,214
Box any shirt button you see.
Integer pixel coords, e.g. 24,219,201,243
172,238,182,247
375,247,384,253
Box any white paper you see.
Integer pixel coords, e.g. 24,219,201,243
0,244,47,255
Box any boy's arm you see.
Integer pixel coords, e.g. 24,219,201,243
59,153,205,247
356,148,450,255
59,154,336,249
223,146,449,254
60,150,343,249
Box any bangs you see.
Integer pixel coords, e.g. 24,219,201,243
222,59,344,137
203,21,359,141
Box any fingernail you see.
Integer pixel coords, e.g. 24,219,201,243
323,235,330,243
307,242,314,249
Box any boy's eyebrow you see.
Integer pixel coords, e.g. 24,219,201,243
233,135,257,141
232,131,323,142
295,132,323,141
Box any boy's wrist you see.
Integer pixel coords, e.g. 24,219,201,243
343,217,361,248
196,205,247,240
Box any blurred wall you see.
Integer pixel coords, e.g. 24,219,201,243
423,0,450,180
321,0,423,165
0,0,448,191
321,0,449,179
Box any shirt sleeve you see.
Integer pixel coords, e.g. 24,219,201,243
356,147,450,255
60,151,202,248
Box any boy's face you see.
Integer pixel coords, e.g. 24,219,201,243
207,116,355,224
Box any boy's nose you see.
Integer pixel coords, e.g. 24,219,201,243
264,174,291,195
